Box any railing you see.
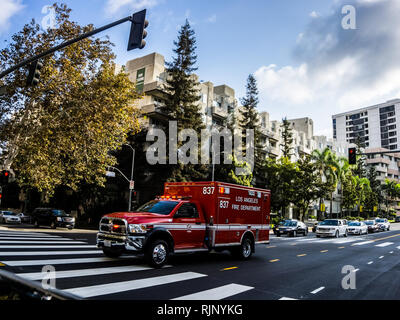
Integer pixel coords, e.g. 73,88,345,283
0,269,82,300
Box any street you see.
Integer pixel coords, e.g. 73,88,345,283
0,224,399,300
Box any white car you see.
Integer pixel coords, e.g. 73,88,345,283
347,221,368,235
375,218,390,231
0,211,22,224
316,219,348,238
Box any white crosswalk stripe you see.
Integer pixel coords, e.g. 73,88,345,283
375,242,394,247
0,245,96,249
0,240,86,244
0,250,102,256
172,284,254,300
63,272,208,298
352,241,375,246
1,257,116,266
0,237,73,240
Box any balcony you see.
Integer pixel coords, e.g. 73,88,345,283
141,102,169,121
366,157,391,165
212,106,228,119
142,81,166,95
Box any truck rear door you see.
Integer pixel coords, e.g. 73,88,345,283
172,202,206,250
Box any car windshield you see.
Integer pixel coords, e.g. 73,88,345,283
2,211,16,216
51,210,67,216
376,219,385,223
320,220,338,226
364,221,374,225
283,221,297,227
348,222,361,226
135,200,179,216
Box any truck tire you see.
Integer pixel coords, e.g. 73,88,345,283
231,237,253,260
146,239,169,268
102,248,122,258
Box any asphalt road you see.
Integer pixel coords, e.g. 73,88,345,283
0,223,399,300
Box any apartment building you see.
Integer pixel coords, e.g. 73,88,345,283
332,99,400,150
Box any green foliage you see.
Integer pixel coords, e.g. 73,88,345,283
280,118,294,159
0,4,141,197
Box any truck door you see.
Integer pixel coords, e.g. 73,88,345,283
173,202,206,250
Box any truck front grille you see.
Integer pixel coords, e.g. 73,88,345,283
99,218,127,235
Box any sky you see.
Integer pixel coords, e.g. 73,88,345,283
1,0,400,137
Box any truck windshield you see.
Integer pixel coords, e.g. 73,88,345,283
135,200,179,215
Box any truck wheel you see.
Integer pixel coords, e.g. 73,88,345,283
102,248,122,258
232,237,253,260
146,240,169,268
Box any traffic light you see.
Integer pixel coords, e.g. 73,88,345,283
26,60,43,87
348,148,357,165
128,9,149,51
0,170,10,185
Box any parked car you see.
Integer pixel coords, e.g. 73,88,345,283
276,220,308,237
0,211,21,224
364,220,379,233
375,218,390,231
316,219,348,238
312,221,319,233
395,216,400,223
273,220,291,235
31,208,75,229
16,212,31,224
347,221,368,235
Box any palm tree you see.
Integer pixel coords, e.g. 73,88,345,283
332,157,351,217
354,176,371,217
311,148,338,218
382,180,400,217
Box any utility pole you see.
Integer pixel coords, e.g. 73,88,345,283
124,144,136,212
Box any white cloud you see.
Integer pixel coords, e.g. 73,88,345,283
104,0,159,16
309,11,319,18
255,0,400,136
0,0,24,34
206,14,217,24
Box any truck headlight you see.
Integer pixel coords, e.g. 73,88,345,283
57,217,62,222
128,224,147,234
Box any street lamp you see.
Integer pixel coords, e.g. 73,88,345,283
124,144,136,212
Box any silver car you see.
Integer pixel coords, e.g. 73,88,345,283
0,211,22,224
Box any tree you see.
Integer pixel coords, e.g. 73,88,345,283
366,166,383,215
239,74,265,186
162,19,208,182
342,173,358,215
292,155,325,221
280,118,294,159
0,4,140,198
353,137,367,178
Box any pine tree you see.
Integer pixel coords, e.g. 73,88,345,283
239,74,265,186
162,20,207,182
163,20,204,133
281,118,294,159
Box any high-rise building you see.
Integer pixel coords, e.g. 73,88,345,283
332,99,400,150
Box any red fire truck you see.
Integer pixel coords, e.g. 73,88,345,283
97,181,271,267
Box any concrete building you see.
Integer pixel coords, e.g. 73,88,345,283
332,99,400,150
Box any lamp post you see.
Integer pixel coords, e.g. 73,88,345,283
124,144,135,212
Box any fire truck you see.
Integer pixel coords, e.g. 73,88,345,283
97,182,271,267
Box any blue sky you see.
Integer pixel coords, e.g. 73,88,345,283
2,0,400,137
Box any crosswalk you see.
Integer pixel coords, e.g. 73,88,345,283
0,230,254,300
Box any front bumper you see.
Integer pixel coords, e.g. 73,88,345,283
97,232,146,253
347,229,361,235
4,219,21,224
316,230,336,237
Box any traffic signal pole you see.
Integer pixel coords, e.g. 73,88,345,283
0,10,148,80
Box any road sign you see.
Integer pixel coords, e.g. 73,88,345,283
129,180,135,190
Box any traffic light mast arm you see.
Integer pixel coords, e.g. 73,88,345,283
0,15,133,80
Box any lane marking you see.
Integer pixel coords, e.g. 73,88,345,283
0,237,72,240
172,284,253,300
367,261,373,265
0,240,86,244
0,250,102,256
266,246,276,248
375,242,394,248
64,272,207,298
310,287,325,294
379,256,384,259
0,262,5,267
279,297,298,300
269,259,280,263
0,257,118,266
371,233,400,242
17,265,168,280
353,269,360,273
297,254,307,257
338,247,345,249
0,245,96,249
389,251,394,254
320,250,328,253
221,267,238,271
352,241,374,246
